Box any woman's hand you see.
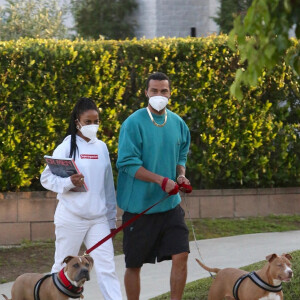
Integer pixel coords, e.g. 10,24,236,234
110,228,117,239
70,174,85,186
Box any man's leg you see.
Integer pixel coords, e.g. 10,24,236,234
170,252,188,300
124,267,141,300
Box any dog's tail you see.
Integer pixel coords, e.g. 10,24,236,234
195,258,220,274
1,294,10,300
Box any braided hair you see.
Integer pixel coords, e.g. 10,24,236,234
66,97,99,160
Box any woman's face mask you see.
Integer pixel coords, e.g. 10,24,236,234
148,95,169,111
78,122,99,141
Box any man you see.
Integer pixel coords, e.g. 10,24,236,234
117,72,191,300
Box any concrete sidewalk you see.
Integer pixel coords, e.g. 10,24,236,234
1,231,300,299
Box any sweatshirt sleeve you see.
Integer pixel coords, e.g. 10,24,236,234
116,120,143,177
40,142,76,193
104,146,117,229
177,121,191,167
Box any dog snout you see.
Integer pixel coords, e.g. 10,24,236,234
75,268,90,282
288,270,293,278
80,268,90,281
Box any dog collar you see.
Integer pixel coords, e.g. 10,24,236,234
52,269,84,299
233,271,282,300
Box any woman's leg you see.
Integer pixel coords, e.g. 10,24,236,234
51,203,87,273
84,221,122,300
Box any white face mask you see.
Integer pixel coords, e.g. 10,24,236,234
148,95,169,112
78,123,99,141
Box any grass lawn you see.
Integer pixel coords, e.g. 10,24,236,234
1,215,300,285
151,250,300,300
185,215,300,240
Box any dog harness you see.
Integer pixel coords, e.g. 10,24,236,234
33,269,84,300
233,271,282,300
34,274,52,300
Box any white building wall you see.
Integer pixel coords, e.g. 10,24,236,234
134,0,219,38
133,0,157,39
208,0,220,34
157,0,201,37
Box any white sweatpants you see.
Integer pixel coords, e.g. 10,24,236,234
52,202,122,300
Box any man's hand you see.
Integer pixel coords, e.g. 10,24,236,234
164,178,177,194
177,175,192,193
176,175,190,185
70,174,85,187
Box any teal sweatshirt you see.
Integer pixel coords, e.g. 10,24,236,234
116,108,190,214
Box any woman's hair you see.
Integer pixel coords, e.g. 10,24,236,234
66,97,99,160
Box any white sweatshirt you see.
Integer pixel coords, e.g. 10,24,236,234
40,135,117,228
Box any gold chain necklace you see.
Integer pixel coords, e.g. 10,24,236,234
146,107,167,127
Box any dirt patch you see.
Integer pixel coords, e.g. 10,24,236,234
0,234,123,284
0,241,120,284
0,242,55,284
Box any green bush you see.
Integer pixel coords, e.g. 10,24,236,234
0,36,299,191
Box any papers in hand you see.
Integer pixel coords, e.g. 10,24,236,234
44,155,88,192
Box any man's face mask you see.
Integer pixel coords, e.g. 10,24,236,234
148,95,169,111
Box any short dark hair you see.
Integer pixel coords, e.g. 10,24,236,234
145,72,171,90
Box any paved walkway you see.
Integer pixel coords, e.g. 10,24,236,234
1,231,300,299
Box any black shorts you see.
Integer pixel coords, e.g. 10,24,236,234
122,205,190,268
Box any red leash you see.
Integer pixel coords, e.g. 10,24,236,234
84,181,192,256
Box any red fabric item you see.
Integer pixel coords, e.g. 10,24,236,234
58,269,83,292
58,269,71,289
161,177,169,191
178,182,193,193
168,183,179,195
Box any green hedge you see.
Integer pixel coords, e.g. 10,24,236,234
0,36,299,191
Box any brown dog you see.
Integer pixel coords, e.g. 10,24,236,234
2,255,93,300
196,253,292,300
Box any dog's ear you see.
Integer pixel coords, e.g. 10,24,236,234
284,253,292,261
266,253,278,262
62,256,75,265
84,255,94,269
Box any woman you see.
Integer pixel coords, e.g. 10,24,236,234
41,97,122,300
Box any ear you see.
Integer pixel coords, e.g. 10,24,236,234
284,253,292,261
62,256,75,265
84,255,94,269
145,89,148,97
266,253,278,262
75,119,80,129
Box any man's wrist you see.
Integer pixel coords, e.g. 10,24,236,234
177,174,186,181
156,175,165,185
